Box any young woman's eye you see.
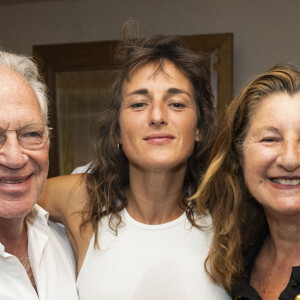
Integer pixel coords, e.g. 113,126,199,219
170,102,186,108
130,102,147,109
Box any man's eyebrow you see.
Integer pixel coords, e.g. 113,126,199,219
167,88,191,97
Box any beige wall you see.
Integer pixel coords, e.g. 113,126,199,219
0,0,299,94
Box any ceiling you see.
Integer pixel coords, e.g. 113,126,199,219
0,0,65,4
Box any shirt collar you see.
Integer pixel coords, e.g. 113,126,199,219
0,204,50,257
27,204,49,222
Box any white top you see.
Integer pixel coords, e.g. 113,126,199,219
77,209,230,300
0,205,79,300
71,162,91,174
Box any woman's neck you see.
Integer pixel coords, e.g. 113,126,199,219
126,165,187,224
265,212,300,265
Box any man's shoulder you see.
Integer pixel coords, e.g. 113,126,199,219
27,204,74,259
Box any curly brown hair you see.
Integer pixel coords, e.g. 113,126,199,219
193,63,300,291
83,24,216,246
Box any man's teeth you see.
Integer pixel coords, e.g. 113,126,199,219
0,179,26,184
272,178,300,185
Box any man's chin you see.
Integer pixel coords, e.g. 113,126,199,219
0,198,36,220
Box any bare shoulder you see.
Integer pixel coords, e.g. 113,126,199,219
39,174,88,223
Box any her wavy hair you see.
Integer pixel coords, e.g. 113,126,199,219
83,22,215,245
193,63,300,291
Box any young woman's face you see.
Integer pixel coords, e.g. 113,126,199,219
243,91,300,218
119,60,199,172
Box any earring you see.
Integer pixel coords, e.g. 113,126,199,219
117,143,122,149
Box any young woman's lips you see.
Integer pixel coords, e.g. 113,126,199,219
144,134,175,144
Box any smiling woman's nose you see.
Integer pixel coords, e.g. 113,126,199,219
277,141,300,171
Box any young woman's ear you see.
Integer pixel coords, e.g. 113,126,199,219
195,129,201,142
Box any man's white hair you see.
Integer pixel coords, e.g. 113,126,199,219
0,49,48,123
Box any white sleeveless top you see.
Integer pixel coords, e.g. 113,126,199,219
77,209,230,300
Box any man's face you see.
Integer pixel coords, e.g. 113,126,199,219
0,67,49,220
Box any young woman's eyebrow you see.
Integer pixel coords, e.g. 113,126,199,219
126,89,148,97
125,88,191,98
167,88,191,97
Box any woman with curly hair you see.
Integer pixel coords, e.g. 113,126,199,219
194,63,300,300
39,28,230,299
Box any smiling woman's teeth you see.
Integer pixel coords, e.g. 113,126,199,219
271,178,300,185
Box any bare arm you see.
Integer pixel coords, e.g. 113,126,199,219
39,173,88,226
39,174,93,269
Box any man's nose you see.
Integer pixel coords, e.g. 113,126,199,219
0,132,28,169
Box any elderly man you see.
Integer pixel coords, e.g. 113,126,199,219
0,50,78,299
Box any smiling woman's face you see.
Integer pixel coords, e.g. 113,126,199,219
119,60,199,173
243,91,300,217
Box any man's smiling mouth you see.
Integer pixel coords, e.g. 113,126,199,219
0,175,31,184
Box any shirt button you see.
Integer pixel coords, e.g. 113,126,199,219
294,294,300,300
291,279,299,287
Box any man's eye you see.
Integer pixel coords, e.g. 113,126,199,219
21,131,43,138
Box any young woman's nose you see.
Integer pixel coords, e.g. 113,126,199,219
149,101,168,126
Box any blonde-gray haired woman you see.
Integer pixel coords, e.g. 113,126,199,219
195,63,300,300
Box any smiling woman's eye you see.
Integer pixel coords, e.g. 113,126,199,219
260,137,280,143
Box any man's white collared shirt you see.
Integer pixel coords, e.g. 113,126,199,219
0,204,79,300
